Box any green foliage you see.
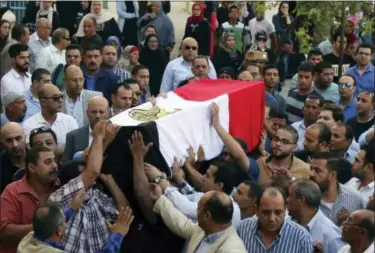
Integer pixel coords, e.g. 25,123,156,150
296,27,313,54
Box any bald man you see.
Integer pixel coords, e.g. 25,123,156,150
337,75,357,122
160,37,217,93
0,122,26,193
28,18,51,72
62,96,109,162
62,65,102,127
22,84,78,148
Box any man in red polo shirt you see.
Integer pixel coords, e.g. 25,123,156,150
0,121,112,253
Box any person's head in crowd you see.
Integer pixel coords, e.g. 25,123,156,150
341,209,375,250
35,18,51,40
31,68,52,92
297,61,315,92
51,28,70,49
65,44,82,66
41,0,53,10
192,55,210,78
256,187,286,234
262,64,279,93
346,40,359,57
237,70,253,81
303,95,322,125
338,75,356,101
102,45,118,68
32,202,67,244
233,180,263,218
126,80,141,107
307,48,323,64
271,125,298,159
91,0,105,15
303,122,331,153
181,37,198,62
314,61,334,88
254,30,268,50
150,1,162,15
201,160,237,195
332,31,347,54
278,1,289,15
367,192,375,211
267,175,292,198
310,153,341,193
86,96,109,130
83,44,102,74
218,67,235,80
131,65,150,92
191,3,205,20
228,5,240,23
219,137,247,163
329,122,353,152
0,19,10,40
29,127,58,154
336,158,353,184
64,65,84,99
106,36,122,61
9,43,29,73
197,191,233,234
287,179,321,223
355,43,373,68
144,24,156,38
2,91,27,122
268,109,288,134
111,81,133,112
123,45,139,65
26,146,58,186
0,122,26,159
83,16,97,37
245,62,261,81
10,23,30,45
356,90,375,118
38,84,63,115
317,103,344,129
351,141,374,184
144,34,160,51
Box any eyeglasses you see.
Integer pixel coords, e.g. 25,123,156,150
272,136,294,145
257,38,267,42
184,45,198,51
42,94,64,101
339,82,353,88
30,126,52,136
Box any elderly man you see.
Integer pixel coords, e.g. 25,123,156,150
0,91,27,128
28,18,51,72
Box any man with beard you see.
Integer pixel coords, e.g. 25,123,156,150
255,125,310,185
0,44,31,102
101,45,131,82
0,91,27,127
287,179,346,253
0,122,27,193
22,84,78,149
314,61,339,101
110,81,133,117
292,95,322,150
310,153,365,225
336,75,357,122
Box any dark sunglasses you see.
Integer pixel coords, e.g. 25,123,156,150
30,126,52,136
184,45,198,51
339,82,353,88
257,37,267,42
42,94,64,101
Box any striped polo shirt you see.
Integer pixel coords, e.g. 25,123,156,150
237,217,313,253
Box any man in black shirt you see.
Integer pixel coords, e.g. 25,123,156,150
0,122,26,193
347,90,375,141
323,31,356,83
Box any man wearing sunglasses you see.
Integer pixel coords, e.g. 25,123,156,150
35,28,71,74
337,75,357,122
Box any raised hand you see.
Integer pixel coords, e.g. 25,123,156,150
70,189,87,211
106,207,134,236
103,123,120,149
92,120,108,139
144,163,163,181
172,157,184,184
128,131,153,158
184,145,196,166
211,102,220,127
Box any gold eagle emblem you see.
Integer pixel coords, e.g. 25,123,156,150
129,106,182,122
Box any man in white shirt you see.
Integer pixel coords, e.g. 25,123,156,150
35,28,71,74
62,65,102,127
28,18,51,72
1,43,31,102
248,10,277,51
22,84,78,149
160,37,217,93
346,142,374,201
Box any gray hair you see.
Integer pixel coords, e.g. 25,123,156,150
293,179,321,209
52,28,69,44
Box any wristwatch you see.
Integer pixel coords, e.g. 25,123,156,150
152,175,166,184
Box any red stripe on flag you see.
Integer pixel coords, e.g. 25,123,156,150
174,80,265,151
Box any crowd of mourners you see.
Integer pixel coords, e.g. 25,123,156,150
0,1,374,253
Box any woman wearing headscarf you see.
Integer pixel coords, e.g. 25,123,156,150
117,0,139,47
118,45,139,73
138,1,175,59
0,20,10,52
75,0,120,43
36,0,61,32
212,32,242,74
106,36,122,61
183,3,210,56
140,34,168,96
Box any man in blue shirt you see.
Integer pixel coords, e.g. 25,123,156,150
336,75,357,122
345,43,374,97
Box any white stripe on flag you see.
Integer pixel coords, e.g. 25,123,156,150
110,92,230,166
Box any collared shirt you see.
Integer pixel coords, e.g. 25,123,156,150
0,68,31,101
306,209,346,253
35,44,66,74
338,244,374,253
336,98,357,123
22,112,79,147
345,64,375,96
195,230,226,253
320,183,365,224
291,120,306,151
112,67,131,83
237,217,312,253
160,56,217,93
64,92,85,127
345,177,375,202
24,89,40,120
316,82,340,102
343,147,356,163
28,37,51,72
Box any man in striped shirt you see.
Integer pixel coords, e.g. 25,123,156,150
237,187,313,253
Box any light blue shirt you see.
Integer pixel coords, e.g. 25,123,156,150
0,113,9,128
316,83,340,102
160,57,217,93
345,64,375,97
291,120,306,151
336,98,357,123
28,37,51,73
344,147,357,163
195,230,226,253
358,124,374,146
307,209,346,253
24,89,40,120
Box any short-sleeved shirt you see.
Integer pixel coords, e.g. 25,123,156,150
249,17,275,49
346,116,375,142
